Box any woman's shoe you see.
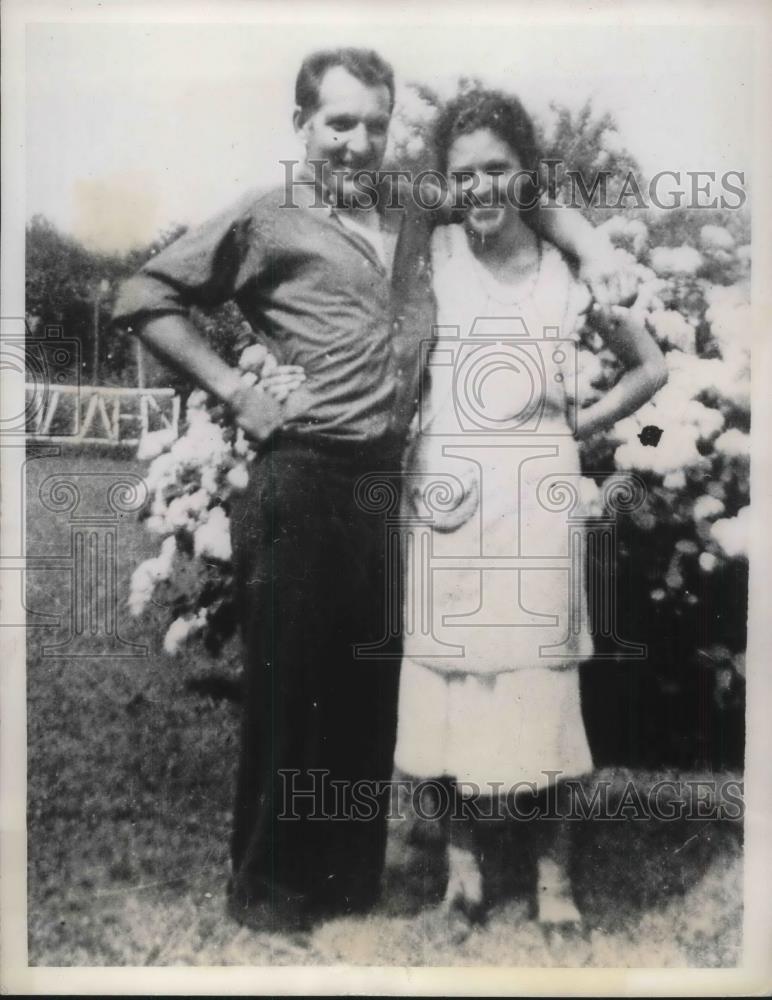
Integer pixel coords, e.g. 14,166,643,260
535,856,582,928
436,844,485,944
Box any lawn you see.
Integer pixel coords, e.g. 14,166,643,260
25,448,743,967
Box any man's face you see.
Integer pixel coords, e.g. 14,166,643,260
295,65,392,203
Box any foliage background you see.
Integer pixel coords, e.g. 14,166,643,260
23,79,749,971
26,86,750,775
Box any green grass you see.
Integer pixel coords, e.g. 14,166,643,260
26,448,743,967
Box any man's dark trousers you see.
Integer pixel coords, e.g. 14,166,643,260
228,432,403,923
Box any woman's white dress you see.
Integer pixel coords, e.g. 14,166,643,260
394,224,595,791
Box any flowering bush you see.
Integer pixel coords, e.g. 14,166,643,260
574,214,749,741
128,346,273,655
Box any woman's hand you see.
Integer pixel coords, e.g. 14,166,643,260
571,304,668,441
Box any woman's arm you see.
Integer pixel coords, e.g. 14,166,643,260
573,305,668,441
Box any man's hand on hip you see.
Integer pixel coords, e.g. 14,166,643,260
227,383,285,443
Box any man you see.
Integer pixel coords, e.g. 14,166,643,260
113,46,625,932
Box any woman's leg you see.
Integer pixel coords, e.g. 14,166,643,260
535,781,581,926
436,786,485,940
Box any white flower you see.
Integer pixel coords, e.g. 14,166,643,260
186,388,210,413
710,507,750,559
699,552,718,573
128,538,177,616
156,535,177,577
703,284,751,405
166,488,210,530
193,505,232,562
238,343,269,373
704,280,748,311
171,418,230,471
648,309,696,353
144,514,170,536
650,245,703,276
128,562,156,616
705,285,750,346
714,428,750,458
144,451,181,494
578,476,603,516
614,424,704,475
699,225,734,251
664,350,746,411
233,427,250,458
597,217,649,260
226,463,249,491
200,465,220,496
663,470,686,490
693,495,725,521
163,610,207,655
634,277,667,312
137,427,177,461
680,400,724,440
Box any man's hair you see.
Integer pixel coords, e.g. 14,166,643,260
295,47,396,122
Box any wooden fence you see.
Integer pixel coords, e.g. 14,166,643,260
25,384,180,445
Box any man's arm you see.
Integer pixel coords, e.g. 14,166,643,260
531,197,638,306
130,314,282,442
112,188,285,441
534,199,606,265
417,173,636,305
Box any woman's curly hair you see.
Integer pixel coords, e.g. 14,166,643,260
433,88,545,212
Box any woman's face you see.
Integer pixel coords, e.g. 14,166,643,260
447,127,529,242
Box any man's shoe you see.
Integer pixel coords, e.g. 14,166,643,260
226,880,312,934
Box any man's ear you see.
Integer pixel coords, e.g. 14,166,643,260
293,106,306,134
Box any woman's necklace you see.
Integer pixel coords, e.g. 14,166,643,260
468,236,544,308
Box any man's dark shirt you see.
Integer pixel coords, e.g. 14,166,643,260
112,176,435,443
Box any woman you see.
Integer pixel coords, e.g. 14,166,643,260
393,90,667,938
